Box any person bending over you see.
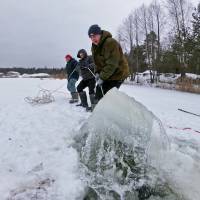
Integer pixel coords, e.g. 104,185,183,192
76,49,96,111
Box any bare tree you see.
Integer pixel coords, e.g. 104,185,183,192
117,25,128,53
148,4,156,71
165,0,193,75
152,0,161,60
138,4,158,83
152,0,165,81
139,5,151,68
133,9,140,82
117,14,135,53
117,14,135,80
166,0,181,37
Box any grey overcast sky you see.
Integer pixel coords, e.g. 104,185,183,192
0,0,199,68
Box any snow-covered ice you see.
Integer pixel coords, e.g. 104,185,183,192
121,84,200,200
0,78,199,200
0,78,88,199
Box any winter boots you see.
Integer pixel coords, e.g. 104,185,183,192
86,94,98,112
69,92,78,103
76,91,88,107
75,92,98,112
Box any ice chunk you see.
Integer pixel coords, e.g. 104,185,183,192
74,89,181,199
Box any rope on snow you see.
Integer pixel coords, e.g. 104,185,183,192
178,108,200,117
167,125,200,134
25,83,67,105
24,89,55,105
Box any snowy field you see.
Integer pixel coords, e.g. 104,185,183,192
0,78,200,200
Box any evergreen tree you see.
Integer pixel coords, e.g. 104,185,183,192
190,3,200,74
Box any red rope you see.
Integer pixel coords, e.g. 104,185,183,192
167,125,200,134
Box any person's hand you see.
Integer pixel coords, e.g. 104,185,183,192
95,73,100,81
97,78,103,86
80,65,86,70
75,63,80,71
88,63,95,69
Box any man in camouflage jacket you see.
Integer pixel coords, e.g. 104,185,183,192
88,24,130,107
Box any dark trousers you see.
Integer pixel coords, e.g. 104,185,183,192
77,78,96,94
95,80,123,101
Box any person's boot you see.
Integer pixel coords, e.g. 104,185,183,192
69,92,78,103
86,94,98,112
76,91,88,107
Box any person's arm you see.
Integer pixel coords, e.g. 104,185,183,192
88,56,95,70
65,63,69,74
99,39,120,80
65,64,69,79
76,62,81,70
72,60,79,72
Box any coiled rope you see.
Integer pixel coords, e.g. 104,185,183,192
25,83,67,105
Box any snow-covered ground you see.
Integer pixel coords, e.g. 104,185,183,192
121,84,200,200
0,78,88,199
125,72,200,93
0,78,199,200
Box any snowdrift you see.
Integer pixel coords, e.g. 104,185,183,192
74,89,182,200
22,73,50,78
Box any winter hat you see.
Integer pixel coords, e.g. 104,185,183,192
77,49,87,58
65,54,72,60
88,24,102,37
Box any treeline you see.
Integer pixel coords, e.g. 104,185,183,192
0,67,65,75
117,0,200,82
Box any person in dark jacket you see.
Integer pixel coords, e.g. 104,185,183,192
65,54,79,103
88,24,130,108
76,49,96,111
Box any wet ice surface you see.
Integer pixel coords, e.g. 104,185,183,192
74,89,181,200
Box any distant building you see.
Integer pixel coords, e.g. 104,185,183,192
6,71,20,78
0,73,4,78
22,73,50,78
